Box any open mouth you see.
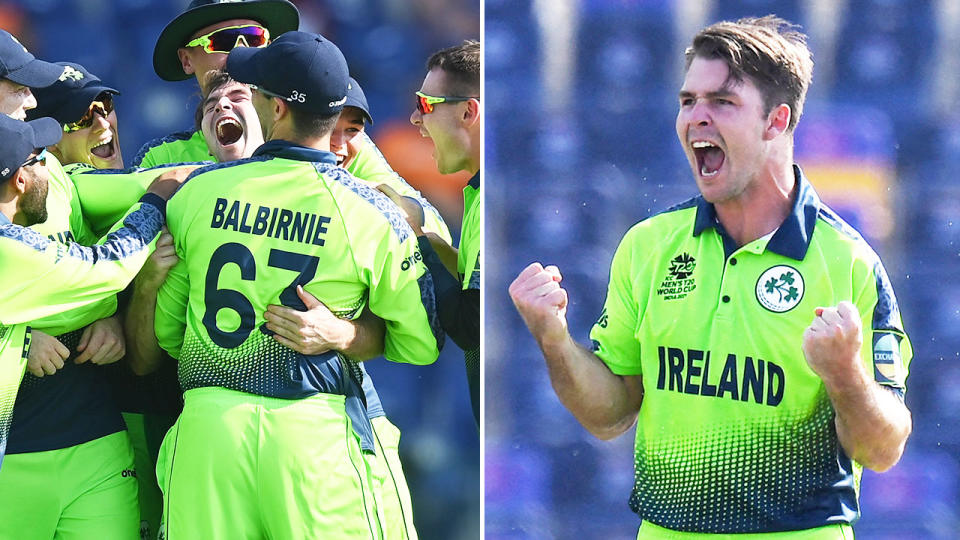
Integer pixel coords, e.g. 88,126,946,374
216,117,243,146
90,135,115,159
692,141,725,178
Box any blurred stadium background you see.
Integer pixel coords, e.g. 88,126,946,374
487,0,960,538
0,1,479,538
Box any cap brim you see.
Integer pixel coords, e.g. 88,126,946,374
6,58,65,89
26,117,63,148
153,0,299,82
344,99,373,124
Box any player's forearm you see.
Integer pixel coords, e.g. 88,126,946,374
125,283,165,375
422,232,458,276
342,309,386,362
541,335,642,440
826,369,911,472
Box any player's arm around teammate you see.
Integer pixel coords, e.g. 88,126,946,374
802,301,912,471
510,262,644,440
263,285,385,360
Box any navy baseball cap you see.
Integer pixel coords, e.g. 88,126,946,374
26,62,120,126
345,77,373,124
227,31,349,115
154,0,299,82
0,114,61,182
0,30,63,88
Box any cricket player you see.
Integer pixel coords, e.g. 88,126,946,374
510,16,912,538
0,33,156,539
386,40,481,426
127,31,442,539
0,113,185,480
24,61,189,539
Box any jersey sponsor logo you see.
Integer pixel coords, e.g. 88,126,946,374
596,308,608,328
210,198,332,248
121,468,136,478
656,346,785,406
58,66,83,82
329,95,347,108
755,265,804,313
873,332,903,386
400,250,423,271
657,253,697,300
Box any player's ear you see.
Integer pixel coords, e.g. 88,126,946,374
177,48,195,75
8,168,27,195
462,98,480,128
764,103,790,140
273,97,287,123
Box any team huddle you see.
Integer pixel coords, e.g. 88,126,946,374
0,0,480,539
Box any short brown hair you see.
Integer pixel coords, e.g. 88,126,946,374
426,39,480,97
685,16,813,131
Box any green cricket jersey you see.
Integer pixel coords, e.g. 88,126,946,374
459,173,481,425
459,174,480,293
67,162,207,238
0,194,166,467
590,167,911,533
135,129,451,243
28,155,114,337
132,130,211,169
153,141,442,439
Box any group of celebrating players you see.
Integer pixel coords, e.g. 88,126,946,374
0,0,481,539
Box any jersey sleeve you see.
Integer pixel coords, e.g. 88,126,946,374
458,188,480,292
0,195,165,325
154,258,190,359
70,164,191,238
347,132,453,244
341,184,443,366
589,227,643,376
154,188,191,359
856,257,912,397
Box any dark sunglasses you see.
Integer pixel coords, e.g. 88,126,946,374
64,94,114,133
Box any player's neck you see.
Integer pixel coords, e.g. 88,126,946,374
269,123,332,154
714,161,796,247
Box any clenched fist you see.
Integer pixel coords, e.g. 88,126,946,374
802,301,864,384
508,262,569,349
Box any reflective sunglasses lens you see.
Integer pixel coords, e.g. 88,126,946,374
208,26,268,52
416,95,433,114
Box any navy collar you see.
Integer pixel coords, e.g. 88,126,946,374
252,139,338,165
468,172,480,189
692,164,820,261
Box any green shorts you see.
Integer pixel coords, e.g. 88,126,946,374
637,521,855,540
0,430,140,540
370,416,418,540
157,387,381,540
